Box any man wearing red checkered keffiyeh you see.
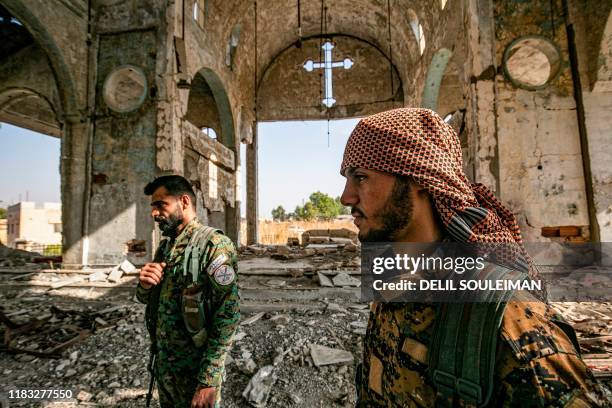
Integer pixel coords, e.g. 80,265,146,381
340,107,537,279
340,108,607,407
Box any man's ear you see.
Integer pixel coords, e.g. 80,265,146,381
180,194,191,210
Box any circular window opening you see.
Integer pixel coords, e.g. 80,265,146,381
503,36,561,90
103,65,147,113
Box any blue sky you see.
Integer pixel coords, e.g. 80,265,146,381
0,123,61,206
255,119,358,218
0,119,359,218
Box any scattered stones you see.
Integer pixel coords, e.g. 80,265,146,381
289,393,303,404
309,344,354,367
242,365,277,407
332,272,361,287
264,279,286,288
317,271,334,287
88,270,109,282
241,311,265,326
247,246,267,256
238,358,258,375
65,368,77,377
269,313,291,324
234,331,248,342
326,302,348,314
119,260,136,274
344,242,358,252
50,276,84,289
107,266,124,283
76,390,93,402
350,320,368,335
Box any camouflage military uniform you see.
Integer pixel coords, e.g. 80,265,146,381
358,290,609,407
136,218,240,408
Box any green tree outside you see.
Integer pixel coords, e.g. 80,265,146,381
271,205,287,221
282,192,351,221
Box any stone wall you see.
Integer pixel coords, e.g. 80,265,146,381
464,0,592,242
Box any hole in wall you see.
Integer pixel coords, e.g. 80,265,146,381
503,36,561,90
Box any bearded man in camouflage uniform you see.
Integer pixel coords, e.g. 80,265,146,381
136,175,239,408
340,108,609,407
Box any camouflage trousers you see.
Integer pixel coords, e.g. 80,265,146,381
155,367,222,408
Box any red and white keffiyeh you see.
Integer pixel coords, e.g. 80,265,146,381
341,108,543,296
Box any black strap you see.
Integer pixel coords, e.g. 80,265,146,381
145,239,168,406
183,225,220,284
429,265,525,407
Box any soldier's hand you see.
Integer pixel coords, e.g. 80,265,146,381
191,386,216,408
138,262,166,289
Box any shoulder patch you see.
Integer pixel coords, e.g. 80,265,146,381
214,265,235,286
207,253,228,275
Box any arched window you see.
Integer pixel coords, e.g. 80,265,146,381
193,0,205,29
201,127,217,139
408,10,426,56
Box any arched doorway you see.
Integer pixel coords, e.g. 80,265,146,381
0,4,72,258
183,68,239,240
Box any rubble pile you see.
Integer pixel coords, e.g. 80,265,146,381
0,290,368,407
0,304,131,359
0,260,139,292
551,302,612,378
0,241,610,407
0,243,40,267
301,228,358,247
238,236,361,291
223,301,368,407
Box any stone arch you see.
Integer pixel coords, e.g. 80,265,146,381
0,2,83,265
421,48,452,110
186,67,236,149
184,67,238,239
256,34,404,121
0,0,78,119
0,87,61,136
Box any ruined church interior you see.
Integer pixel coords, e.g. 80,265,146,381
0,0,611,406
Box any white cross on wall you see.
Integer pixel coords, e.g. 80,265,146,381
303,41,354,108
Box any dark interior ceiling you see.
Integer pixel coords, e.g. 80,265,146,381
0,4,34,62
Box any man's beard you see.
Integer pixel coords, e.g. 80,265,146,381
357,178,413,242
155,207,184,237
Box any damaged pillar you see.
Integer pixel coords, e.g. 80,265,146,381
465,0,499,193
60,120,89,268
82,2,179,266
246,121,259,245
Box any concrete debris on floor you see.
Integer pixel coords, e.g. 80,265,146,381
0,243,48,267
0,243,611,407
0,304,130,359
0,291,367,407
